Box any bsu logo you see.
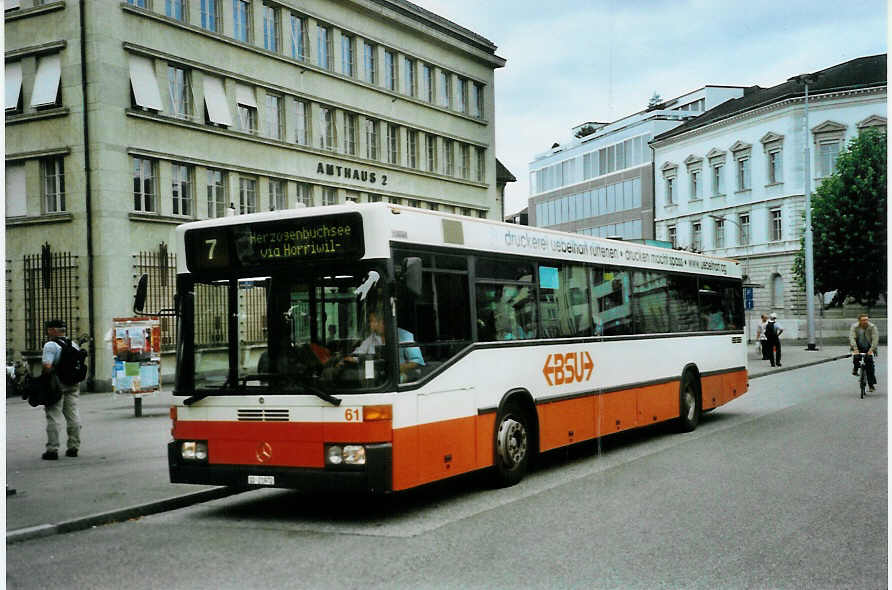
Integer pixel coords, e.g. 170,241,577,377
543,352,594,386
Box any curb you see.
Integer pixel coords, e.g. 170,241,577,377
749,354,851,379
6,486,243,544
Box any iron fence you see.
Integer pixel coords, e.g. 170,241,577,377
24,244,80,352
133,245,177,351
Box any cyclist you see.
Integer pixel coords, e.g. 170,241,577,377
849,314,879,392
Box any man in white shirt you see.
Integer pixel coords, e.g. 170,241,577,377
41,319,81,460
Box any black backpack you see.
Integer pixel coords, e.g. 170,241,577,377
54,338,88,386
765,321,777,340
23,373,62,407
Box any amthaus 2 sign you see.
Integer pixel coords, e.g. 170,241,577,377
184,212,365,272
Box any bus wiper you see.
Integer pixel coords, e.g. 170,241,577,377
291,379,342,406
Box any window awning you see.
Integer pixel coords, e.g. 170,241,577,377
5,164,26,217
203,75,233,126
30,53,61,107
6,62,22,111
235,84,257,109
128,54,164,111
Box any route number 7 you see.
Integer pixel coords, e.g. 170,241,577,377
205,239,217,260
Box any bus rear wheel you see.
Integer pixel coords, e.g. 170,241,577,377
677,372,701,432
491,402,530,487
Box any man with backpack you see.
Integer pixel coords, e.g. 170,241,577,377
765,313,784,367
41,319,84,460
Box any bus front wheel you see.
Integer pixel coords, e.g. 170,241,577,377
678,371,701,433
491,402,531,487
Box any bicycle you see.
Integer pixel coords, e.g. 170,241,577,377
853,352,875,399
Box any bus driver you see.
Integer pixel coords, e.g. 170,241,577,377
344,311,425,382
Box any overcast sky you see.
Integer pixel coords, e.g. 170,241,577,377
410,0,887,217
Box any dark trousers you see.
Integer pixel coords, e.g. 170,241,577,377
853,350,877,386
760,340,771,360
767,339,781,366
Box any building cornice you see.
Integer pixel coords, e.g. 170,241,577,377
4,0,65,22
651,86,886,148
4,40,67,61
5,107,69,126
5,146,71,163
6,212,73,228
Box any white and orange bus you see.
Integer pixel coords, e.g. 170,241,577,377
163,203,747,492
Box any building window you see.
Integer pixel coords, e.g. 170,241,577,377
200,0,220,32
428,202,439,211
667,225,677,248
132,157,156,212
403,57,416,97
691,221,702,251
295,182,312,207
426,134,437,172
127,0,148,5
461,207,471,216
665,177,675,204
233,0,251,43
269,178,286,210
459,143,470,179
444,139,454,176
384,50,396,91
365,118,379,160
689,169,700,199
771,273,784,308
6,61,23,114
817,141,840,177
294,99,309,145
238,103,257,134
167,65,192,119
472,82,484,118
317,25,332,70
712,164,723,195
477,210,487,219
290,14,307,61
239,177,257,214
317,107,335,150
406,130,417,168
264,93,282,140
262,3,279,52
407,199,420,208
171,163,193,216
343,112,357,155
714,218,724,249
322,186,337,206
206,168,226,218
363,42,376,84
738,214,750,245
31,53,62,109
165,0,186,21
770,208,782,241
736,157,750,191
341,34,355,77
437,70,450,108
457,78,467,113
42,157,65,213
386,123,398,164
768,149,782,184
422,64,433,102
368,194,382,203
476,147,485,182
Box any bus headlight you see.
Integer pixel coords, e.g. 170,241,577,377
181,441,208,461
326,444,366,465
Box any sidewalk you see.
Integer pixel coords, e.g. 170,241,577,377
4,344,857,542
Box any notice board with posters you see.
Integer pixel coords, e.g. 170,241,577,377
112,317,161,396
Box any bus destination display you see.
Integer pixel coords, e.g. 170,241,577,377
185,213,364,272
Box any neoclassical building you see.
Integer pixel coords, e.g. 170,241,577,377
651,54,886,339
5,0,506,389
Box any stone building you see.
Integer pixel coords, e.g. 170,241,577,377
5,0,506,389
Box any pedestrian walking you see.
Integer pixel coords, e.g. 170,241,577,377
41,320,82,460
756,314,770,360
765,313,784,367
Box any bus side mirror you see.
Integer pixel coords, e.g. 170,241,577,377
134,274,148,314
404,257,423,297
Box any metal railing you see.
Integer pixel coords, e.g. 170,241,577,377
23,244,80,352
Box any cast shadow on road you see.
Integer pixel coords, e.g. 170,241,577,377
201,411,740,525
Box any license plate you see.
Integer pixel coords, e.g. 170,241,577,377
248,475,275,486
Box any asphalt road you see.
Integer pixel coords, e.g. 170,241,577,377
6,358,887,590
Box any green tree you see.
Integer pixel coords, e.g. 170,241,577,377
793,128,887,307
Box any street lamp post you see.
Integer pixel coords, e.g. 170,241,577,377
709,214,751,339
789,73,820,351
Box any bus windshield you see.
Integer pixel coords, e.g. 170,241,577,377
184,261,391,395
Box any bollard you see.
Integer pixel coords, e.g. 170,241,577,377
134,397,142,417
